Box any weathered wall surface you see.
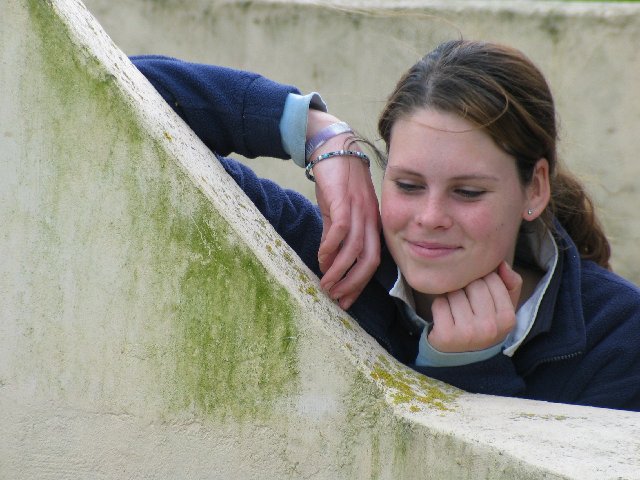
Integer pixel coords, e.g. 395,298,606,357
2,1,640,479
83,0,640,285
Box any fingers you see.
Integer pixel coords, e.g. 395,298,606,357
428,269,518,353
313,153,380,310
427,296,456,351
323,211,381,309
319,199,365,291
484,271,517,320
497,261,523,309
476,273,517,339
317,205,346,274
458,280,493,317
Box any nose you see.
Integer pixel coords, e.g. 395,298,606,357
415,194,453,230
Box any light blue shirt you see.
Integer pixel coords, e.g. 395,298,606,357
279,92,327,167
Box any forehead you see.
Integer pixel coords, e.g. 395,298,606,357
388,109,517,176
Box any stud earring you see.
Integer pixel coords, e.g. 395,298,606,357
527,208,533,216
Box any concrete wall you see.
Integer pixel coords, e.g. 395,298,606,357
2,0,640,479
83,0,640,285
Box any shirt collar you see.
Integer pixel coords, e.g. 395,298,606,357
503,226,558,355
388,268,429,331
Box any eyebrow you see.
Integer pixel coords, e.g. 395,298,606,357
386,166,500,182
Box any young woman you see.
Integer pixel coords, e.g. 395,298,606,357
133,40,640,411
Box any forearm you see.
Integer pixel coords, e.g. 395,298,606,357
132,55,298,159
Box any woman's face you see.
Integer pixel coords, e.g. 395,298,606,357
381,108,535,295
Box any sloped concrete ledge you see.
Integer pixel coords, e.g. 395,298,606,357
1,1,639,479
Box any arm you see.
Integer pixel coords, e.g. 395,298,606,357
218,157,324,277
134,55,380,307
306,110,381,310
131,55,297,159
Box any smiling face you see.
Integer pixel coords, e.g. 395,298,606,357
381,108,541,296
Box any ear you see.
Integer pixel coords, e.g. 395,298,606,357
523,158,551,221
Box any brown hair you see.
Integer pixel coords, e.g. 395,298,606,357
377,40,610,268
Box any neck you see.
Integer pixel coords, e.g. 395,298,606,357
513,264,545,308
413,292,435,322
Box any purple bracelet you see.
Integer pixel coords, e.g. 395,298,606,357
304,122,353,164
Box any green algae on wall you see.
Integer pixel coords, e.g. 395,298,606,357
26,0,299,419
370,355,460,412
338,370,387,478
171,205,300,418
338,369,429,479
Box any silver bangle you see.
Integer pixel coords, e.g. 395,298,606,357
305,150,370,182
304,122,353,164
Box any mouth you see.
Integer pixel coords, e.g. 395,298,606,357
406,241,461,259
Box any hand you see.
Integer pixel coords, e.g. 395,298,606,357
427,261,522,353
306,110,381,310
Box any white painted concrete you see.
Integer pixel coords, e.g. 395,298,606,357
84,0,640,286
2,1,640,479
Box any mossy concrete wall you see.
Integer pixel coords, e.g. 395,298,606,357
2,0,640,479
83,0,640,286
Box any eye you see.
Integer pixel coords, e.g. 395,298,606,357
394,180,424,193
455,188,485,199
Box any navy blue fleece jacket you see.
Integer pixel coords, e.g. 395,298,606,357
132,55,640,411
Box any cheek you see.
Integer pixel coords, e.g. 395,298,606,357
464,207,522,259
380,204,395,229
380,188,401,232
380,191,415,239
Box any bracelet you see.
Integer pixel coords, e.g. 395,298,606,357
305,149,371,182
304,122,353,164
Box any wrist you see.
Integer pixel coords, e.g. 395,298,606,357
280,92,328,168
305,149,370,182
305,122,354,164
418,329,505,367
306,109,341,138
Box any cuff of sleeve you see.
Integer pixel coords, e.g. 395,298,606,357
280,92,327,168
415,328,505,367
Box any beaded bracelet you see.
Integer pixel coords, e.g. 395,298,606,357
304,122,353,164
305,149,371,182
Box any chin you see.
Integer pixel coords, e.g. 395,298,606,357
407,263,503,295
405,264,494,294
406,276,467,296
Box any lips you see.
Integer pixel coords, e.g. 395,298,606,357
406,240,461,259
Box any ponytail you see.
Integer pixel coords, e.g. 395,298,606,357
550,170,611,269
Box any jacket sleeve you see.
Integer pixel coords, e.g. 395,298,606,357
131,55,299,160
409,356,526,397
217,157,323,278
